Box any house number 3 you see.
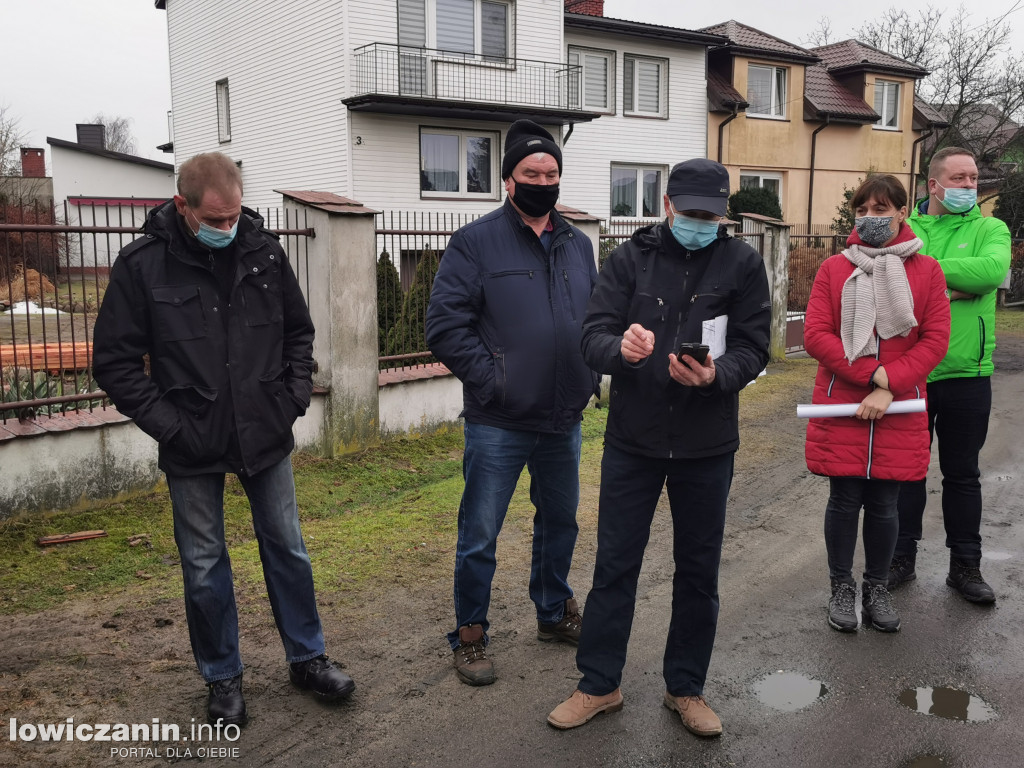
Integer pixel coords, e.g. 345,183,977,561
355,136,363,145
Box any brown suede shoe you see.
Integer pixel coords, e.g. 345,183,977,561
663,692,722,737
453,624,495,686
547,688,623,729
537,597,583,645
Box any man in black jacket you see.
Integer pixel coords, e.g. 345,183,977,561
93,152,353,727
426,120,598,686
548,159,771,735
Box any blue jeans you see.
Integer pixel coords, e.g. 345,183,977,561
166,454,325,682
576,445,733,698
824,477,900,586
896,377,991,566
448,421,582,649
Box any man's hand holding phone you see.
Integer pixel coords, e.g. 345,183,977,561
669,342,715,387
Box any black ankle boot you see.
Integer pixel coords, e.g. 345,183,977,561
207,673,247,726
862,583,900,632
887,554,917,590
947,560,996,604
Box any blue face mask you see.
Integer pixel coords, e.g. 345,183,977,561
936,183,977,214
670,211,720,251
188,209,239,249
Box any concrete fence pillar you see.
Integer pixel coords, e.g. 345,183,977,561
740,214,790,362
279,191,381,456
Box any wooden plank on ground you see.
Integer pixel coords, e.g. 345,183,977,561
0,341,92,372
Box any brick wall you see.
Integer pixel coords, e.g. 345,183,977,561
564,0,604,16
20,148,46,178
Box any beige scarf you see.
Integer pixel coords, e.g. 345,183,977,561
840,236,922,363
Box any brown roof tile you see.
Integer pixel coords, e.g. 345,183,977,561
707,71,748,112
275,190,380,215
803,64,879,122
699,20,819,63
811,39,928,78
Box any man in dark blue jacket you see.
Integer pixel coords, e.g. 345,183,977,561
548,159,771,736
93,153,353,727
426,120,598,686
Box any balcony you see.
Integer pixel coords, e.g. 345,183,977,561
343,43,602,125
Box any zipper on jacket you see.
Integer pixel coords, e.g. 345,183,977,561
978,316,986,370
826,373,836,398
562,269,576,321
866,420,875,479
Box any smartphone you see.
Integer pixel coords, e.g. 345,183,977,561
676,342,710,365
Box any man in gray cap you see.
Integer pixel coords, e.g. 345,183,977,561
426,119,598,686
548,158,771,736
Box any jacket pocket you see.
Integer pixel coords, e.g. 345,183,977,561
164,384,228,463
151,285,206,342
492,352,507,409
241,264,283,327
259,364,301,435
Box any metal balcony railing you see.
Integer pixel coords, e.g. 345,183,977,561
350,43,584,111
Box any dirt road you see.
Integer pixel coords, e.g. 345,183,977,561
3,337,1023,768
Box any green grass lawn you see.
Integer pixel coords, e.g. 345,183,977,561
997,304,1024,335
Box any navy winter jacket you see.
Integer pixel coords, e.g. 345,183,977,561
426,200,599,433
582,221,771,458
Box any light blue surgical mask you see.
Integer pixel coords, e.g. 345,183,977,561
936,183,977,214
670,211,720,251
188,208,239,249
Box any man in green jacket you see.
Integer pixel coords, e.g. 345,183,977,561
889,147,1011,604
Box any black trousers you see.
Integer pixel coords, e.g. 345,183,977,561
896,377,991,566
575,444,733,698
824,476,901,586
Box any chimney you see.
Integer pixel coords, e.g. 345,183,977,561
20,148,46,178
565,0,604,15
76,123,106,150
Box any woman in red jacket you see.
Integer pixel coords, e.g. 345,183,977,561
804,174,950,633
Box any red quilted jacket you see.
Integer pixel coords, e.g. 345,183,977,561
804,224,951,481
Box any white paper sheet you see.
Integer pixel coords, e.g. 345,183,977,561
797,398,926,418
701,314,728,359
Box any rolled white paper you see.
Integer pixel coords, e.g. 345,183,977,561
797,398,926,419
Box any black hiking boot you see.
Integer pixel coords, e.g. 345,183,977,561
207,673,247,726
827,581,858,633
862,582,901,632
947,560,996,604
887,554,917,590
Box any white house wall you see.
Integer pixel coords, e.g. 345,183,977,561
164,0,350,210
559,30,709,222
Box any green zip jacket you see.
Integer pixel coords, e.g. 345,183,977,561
908,200,1011,381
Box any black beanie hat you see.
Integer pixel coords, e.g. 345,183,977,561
501,119,563,180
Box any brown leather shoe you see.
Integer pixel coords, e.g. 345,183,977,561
537,597,583,645
453,624,495,686
547,688,623,729
663,691,722,737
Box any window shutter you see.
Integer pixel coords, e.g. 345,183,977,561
885,83,899,126
747,66,771,114
584,54,608,110
398,0,426,46
481,2,507,59
637,60,660,113
437,0,474,54
624,58,635,111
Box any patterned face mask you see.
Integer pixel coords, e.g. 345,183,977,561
854,215,895,248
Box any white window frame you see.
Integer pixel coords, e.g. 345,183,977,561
873,79,901,130
426,0,512,59
610,164,667,219
568,46,614,113
746,64,787,119
215,79,231,143
623,54,667,118
419,127,500,200
739,171,783,212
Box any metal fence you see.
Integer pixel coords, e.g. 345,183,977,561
789,230,847,313
375,210,482,369
0,200,311,424
1007,240,1024,305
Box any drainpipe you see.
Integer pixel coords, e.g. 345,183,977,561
910,129,934,203
563,122,575,146
717,104,740,164
807,115,831,232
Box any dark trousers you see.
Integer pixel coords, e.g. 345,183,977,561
896,377,991,566
576,444,733,698
824,476,901,586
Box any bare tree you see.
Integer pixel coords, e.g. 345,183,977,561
804,17,835,48
85,113,138,155
0,103,28,176
862,4,1024,173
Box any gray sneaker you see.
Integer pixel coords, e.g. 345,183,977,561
862,583,901,632
827,581,858,633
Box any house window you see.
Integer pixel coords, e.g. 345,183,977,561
874,79,900,130
420,128,499,199
623,55,666,117
610,166,665,217
568,46,614,112
747,64,786,118
215,80,231,143
740,171,783,205
428,0,510,59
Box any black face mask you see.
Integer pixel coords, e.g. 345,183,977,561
511,181,560,217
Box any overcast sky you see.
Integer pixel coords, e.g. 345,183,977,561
2,0,1022,170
